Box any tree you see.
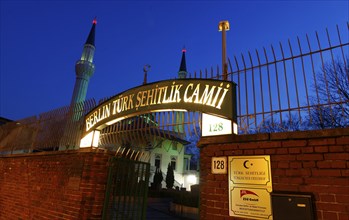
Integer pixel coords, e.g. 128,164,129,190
185,127,200,170
152,168,163,190
309,58,349,129
165,163,174,189
257,113,306,133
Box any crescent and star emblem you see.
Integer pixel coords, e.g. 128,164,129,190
243,160,253,169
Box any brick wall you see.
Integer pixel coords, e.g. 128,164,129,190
198,127,349,220
0,149,110,220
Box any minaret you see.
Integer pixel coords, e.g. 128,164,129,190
70,18,96,105
178,47,187,79
60,19,97,150
175,48,187,134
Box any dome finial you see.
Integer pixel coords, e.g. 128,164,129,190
85,17,97,46
178,46,187,78
182,45,186,53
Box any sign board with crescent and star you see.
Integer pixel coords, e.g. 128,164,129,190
228,155,273,220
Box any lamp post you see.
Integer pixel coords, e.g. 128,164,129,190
219,20,230,81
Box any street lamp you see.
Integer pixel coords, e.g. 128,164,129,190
219,20,230,81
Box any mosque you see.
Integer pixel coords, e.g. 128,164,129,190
69,18,198,190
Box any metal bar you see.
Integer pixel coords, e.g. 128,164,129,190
187,112,192,137
129,160,138,219
102,158,114,220
336,25,348,81
279,42,292,121
248,51,257,129
288,39,302,122
255,49,265,123
297,36,311,124
234,56,242,127
241,53,249,127
227,57,233,80
265,47,275,125
326,28,342,99
141,163,150,219
228,57,233,78
326,28,345,123
193,112,199,138
217,65,220,79
306,34,322,125
316,31,334,124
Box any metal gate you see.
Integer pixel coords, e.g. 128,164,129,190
102,157,150,220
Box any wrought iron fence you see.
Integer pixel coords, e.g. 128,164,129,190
102,157,150,220
190,23,349,134
98,111,201,150
1,23,348,154
0,99,96,154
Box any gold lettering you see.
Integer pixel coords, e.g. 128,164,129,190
162,86,171,103
184,83,194,102
135,92,142,109
216,84,230,109
173,84,183,102
98,108,102,120
147,89,154,105
141,91,147,107
154,85,159,104
93,111,98,125
169,82,175,102
122,96,128,111
199,85,216,105
116,98,122,113
112,100,117,114
157,87,166,104
85,81,232,132
192,84,201,103
210,83,223,107
128,94,134,109
86,118,90,131
104,103,111,118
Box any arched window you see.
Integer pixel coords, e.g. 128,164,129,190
171,156,177,171
155,154,161,168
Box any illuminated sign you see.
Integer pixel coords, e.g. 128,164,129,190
202,113,237,136
228,156,273,220
80,130,100,148
84,79,236,132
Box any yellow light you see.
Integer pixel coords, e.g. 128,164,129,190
80,130,100,148
233,122,238,134
187,175,197,184
92,130,100,147
105,117,126,126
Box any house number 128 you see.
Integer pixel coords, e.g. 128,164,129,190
212,157,227,174
214,160,225,169
209,122,223,132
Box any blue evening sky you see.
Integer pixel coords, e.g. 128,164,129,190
0,0,348,120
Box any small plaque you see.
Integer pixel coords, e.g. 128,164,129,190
228,155,273,219
202,113,232,137
212,157,227,174
230,187,273,219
